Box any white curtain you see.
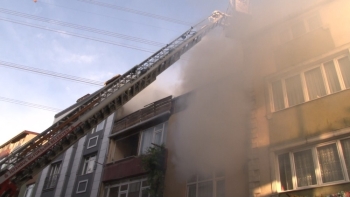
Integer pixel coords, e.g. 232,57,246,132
324,61,341,93
294,150,316,187
285,75,304,106
317,144,343,183
305,67,326,100
140,128,153,154
271,80,285,111
338,57,350,89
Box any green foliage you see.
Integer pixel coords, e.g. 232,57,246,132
141,144,166,197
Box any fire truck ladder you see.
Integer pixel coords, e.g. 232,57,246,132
0,11,225,196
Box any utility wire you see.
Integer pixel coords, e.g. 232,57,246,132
39,0,183,33
0,8,165,47
0,60,104,86
77,0,193,26
0,17,155,53
0,96,62,112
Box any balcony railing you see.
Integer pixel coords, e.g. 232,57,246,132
112,96,172,134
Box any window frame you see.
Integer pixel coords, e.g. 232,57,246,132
138,122,167,155
269,55,350,112
76,180,88,194
24,184,35,197
276,137,350,193
43,162,61,190
81,154,97,175
87,136,99,149
186,171,225,197
104,177,150,197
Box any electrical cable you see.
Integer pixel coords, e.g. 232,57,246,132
0,8,165,47
0,17,156,53
0,60,104,86
77,0,193,26
0,96,62,112
39,0,183,33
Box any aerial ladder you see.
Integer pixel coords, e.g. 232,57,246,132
0,11,225,197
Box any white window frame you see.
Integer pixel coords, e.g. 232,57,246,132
24,184,35,197
270,55,350,112
81,154,96,175
76,180,88,193
87,136,99,149
138,122,167,155
276,137,350,193
104,177,149,197
186,171,225,197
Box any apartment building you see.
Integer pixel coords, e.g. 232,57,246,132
0,130,39,197
227,0,350,196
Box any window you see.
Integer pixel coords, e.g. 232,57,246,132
96,120,106,132
44,162,61,190
104,177,149,197
24,184,35,197
139,123,167,154
87,136,99,149
278,13,322,44
270,56,350,111
76,180,88,193
81,154,96,175
187,172,225,197
277,138,350,192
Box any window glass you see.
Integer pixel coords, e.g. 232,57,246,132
198,181,213,197
338,57,350,89
128,182,140,197
108,187,119,197
304,67,326,100
341,139,350,178
77,180,88,193
44,162,61,189
82,155,96,175
96,120,105,132
285,75,304,106
216,180,225,197
188,184,196,197
317,144,344,183
140,128,153,154
294,149,316,187
24,184,35,197
324,61,341,93
140,123,166,154
271,80,285,111
278,153,293,191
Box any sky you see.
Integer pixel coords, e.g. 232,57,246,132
0,0,230,145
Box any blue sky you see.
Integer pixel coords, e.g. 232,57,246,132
0,0,229,144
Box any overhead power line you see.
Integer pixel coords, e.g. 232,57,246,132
0,96,62,112
0,8,165,47
0,17,155,53
77,0,193,26
0,60,104,86
39,0,182,33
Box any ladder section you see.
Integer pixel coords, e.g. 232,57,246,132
0,11,225,190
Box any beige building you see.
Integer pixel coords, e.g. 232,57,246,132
230,0,350,196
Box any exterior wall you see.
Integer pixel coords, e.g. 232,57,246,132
29,113,114,197
238,0,350,196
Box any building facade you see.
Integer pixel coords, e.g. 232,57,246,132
230,0,350,196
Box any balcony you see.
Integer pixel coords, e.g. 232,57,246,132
110,96,172,138
102,156,146,182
